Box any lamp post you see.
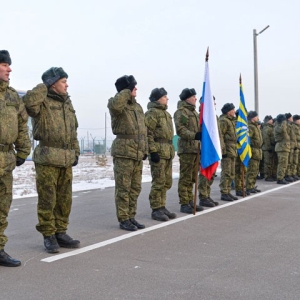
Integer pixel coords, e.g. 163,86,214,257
253,25,270,115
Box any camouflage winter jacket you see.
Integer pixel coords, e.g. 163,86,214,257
292,122,300,149
145,101,174,159
219,114,237,158
23,83,80,167
107,89,147,160
0,81,31,176
248,121,263,160
261,123,275,151
274,121,290,152
174,100,200,155
287,121,297,150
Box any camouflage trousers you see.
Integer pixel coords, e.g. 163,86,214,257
288,149,299,176
149,158,172,210
219,156,235,194
235,156,246,191
198,173,215,199
246,158,260,189
35,163,73,236
0,171,13,250
286,149,295,176
276,151,289,180
263,150,277,179
178,153,198,205
113,157,142,222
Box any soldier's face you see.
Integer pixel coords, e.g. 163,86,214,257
157,95,168,105
227,109,235,117
131,86,137,97
186,95,197,106
51,78,68,94
0,63,11,82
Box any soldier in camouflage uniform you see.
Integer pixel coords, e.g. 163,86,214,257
274,114,290,184
285,113,297,182
174,88,203,214
245,111,263,193
261,115,276,181
293,115,300,177
145,88,177,221
24,67,80,253
219,103,238,201
0,50,31,267
107,75,147,231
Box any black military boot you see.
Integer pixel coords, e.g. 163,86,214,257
189,201,204,212
277,179,289,184
200,198,215,207
221,194,233,201
265,177,275,182
130,218,145,229
0,250,21,267
208,197,219,206
293,175,300,181
161,207,177,219
246,188,257,194
152,209,169,221
285,176,295,182
180,204,194,214
229,193,238,200
236,190,246,197
55,233,80,248
119,220,138,231
44,235,60,253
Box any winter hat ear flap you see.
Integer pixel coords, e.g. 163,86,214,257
0,50,11,65
149,88,167,102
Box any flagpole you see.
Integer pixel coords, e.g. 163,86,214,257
193,48,209,215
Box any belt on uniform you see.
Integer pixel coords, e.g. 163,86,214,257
39,141,74,150
116,134,145,140
154,138,172,144
0,144,13,152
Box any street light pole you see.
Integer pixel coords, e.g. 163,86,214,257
253,25,270,115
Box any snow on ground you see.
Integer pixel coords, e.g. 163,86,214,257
12,155,181,199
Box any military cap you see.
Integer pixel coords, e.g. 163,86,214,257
221,103,235,114
285,113,292,120
263,115,273,122
149,87,167,102
0,50,11,65
247,110,258,120
179,88,196,101
42,67,68,88
115,75,137,93
293,114,300,121
276,114,286,123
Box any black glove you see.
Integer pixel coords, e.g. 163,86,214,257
72,156,79,167
44,75,61,88
16,157,25,167
222,154,228,158
194,132,202,141
142,154,147,160
150,152,160,163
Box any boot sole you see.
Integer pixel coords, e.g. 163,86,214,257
57,242,80,249
0,261,21,267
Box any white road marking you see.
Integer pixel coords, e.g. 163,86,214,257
41,181,299,263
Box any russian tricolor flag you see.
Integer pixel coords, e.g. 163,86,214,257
200,54,222,180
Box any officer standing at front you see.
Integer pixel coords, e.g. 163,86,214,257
0,50,31,267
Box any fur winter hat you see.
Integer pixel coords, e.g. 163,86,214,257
276,114,286,123
247,111,258,120
221,103,235,114
115,75,137,92
0,50,11,65
293,114,300,121
179,88,196,101
285,113,292,120
149,87,167,102
42,67,68,87
263,115,273,122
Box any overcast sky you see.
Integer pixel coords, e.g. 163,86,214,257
2,0,299,142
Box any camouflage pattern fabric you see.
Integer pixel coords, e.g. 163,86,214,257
263,150,277,178
113,157,142,222
286,121,296,176
149,159,172,209
274,121,290,153
0,80,31,249
262,123,276,178
178,153,198,204
198,173,215,199
276,152,289,180
145,101,174,209
23,83,80,167
246,158,260,189
35,163,72,236
0,172,12,250
219,156,235,194
235,156,246,192
219,114,237,158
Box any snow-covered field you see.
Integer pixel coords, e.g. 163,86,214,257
12,155,181,199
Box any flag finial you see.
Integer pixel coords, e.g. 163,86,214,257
239,73,242,84
205,47,209,62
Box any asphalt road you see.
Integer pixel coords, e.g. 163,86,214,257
1,177,300,300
